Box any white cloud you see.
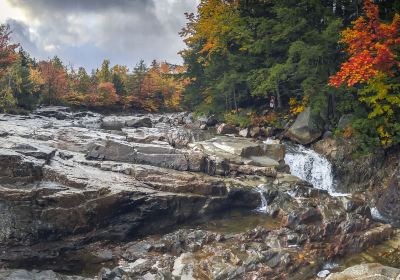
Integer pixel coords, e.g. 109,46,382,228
1,0,198,70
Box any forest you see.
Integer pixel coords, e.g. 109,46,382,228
0,0,399,150
0,26,187,113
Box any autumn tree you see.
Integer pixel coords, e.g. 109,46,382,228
39,58,69,105
0,24,18,75
0,24,19,112
96,82,119,107
329,0,400,148
8,48,43,110
181,0,344,117
97,59,112,83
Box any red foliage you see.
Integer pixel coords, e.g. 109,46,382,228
38,60,69,104
0,24,19,72
329,0,400,87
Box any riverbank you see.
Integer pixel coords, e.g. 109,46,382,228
0,106,397,279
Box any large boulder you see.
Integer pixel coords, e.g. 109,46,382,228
326,263,400,280
377,172,400,224
0,149,44,183
286,107,324,145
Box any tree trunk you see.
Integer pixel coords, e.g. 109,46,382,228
233,88,238,112
276,86,282,109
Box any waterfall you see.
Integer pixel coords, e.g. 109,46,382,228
283,144,345,196
256,185,269,213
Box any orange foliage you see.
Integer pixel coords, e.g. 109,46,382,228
96,82,119,106
39,60,68,104
329,0,400,87
0,24,19,75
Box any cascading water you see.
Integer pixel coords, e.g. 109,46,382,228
256,185,269,212
256,141,346,213
283,143,344,196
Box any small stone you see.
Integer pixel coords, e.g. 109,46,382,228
317,270,330,278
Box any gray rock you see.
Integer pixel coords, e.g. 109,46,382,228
239,128,250,138
216,123,237,135
101,116,126,130
0,148,44,184
34,106,71,120
12,143,56,162
126,117,152,128
286,107,324,145
0,269,92,280
377,172,400,224
326,263,400,280
86,140,136,162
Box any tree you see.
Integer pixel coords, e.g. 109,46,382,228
111,64,128,96
329,0,400,87
0,24,18,76
181,0,344,117
125,60,148,108
75,67,92,94
329,0,400,148
8,49,41,110
39,58,68,105
97,59,112,83
96,82,119,107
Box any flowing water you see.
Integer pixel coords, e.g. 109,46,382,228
283,143,346,196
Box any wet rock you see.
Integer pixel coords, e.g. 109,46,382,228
326,263,400,280
217,123,237,135
286,107,324,145
377,173,400,224
313,138,387,193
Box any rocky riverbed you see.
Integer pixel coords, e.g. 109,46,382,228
0,107,397,279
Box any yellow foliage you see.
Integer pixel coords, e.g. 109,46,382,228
29,67,45,93
377,125,393,147
289,96,309,117
185,0,240,60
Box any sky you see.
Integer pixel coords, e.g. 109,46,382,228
0,0,198,71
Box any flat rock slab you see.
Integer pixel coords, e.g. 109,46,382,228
0,269,91,280
326,263,400,280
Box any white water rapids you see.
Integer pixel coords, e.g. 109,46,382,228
257,141,347,212
284,144,343,195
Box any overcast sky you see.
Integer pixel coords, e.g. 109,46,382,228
0,0,198,71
